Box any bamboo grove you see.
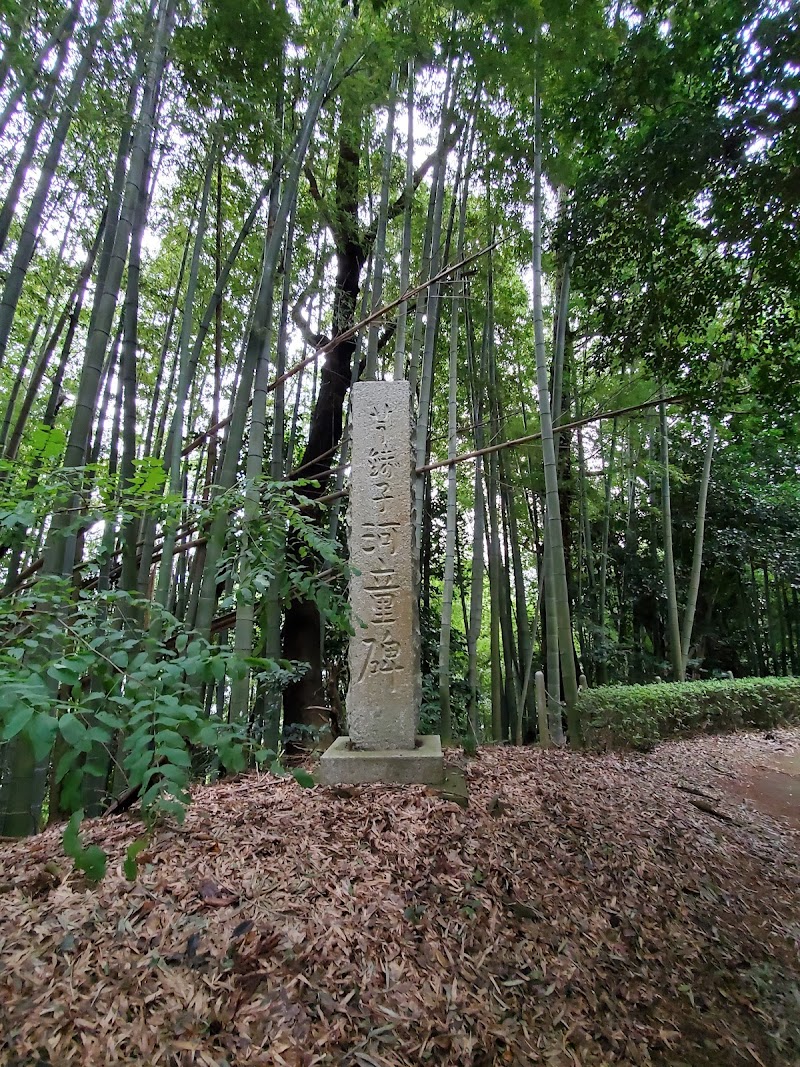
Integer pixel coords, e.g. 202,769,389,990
0,0,797,836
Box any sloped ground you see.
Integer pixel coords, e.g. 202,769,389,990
0,730,798,1067
720,749,800,830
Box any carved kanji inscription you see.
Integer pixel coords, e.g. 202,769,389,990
346,381,421,750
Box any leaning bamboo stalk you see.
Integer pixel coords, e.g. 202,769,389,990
464,287,486,742
532,70,578,744
393,59,415,380
4,214,105,462
181,236,509,460
680,421,717,672
152,137,217,614
42,0,175,581
438,271,461,746
364,69,398,381
0,0,112,371
0,19,72,254
418,393,688,474
269,237,506,394
193,24,350,643
0,0,81,140
229,83,286,722
660,396,684,681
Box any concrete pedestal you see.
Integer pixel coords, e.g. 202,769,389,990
319,734,443,786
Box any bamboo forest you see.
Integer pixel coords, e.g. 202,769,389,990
0,0,798,1063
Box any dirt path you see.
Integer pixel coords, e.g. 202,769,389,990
720,749,800,831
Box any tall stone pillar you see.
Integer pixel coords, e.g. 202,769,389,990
319,380,443,785
346,380,420,750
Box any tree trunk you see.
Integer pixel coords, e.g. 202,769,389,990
659,398,684,681
412,66,458,555
393,60,415,380
119,114,158,594
192,28,348,671
486,454,504,742
597,419,617,682
680,421,716,673
364,69,397,381
763,564,777,675
4,214,104,462
281,36,448,741
42,0,173,580
0,17,72,254
0,0,111,371
504,450,536,742
499,478,519,739
617,428,639,645
465,288,486,742
0,0,81,139
532,77,579,743
152,137,217,615
438,271,460,746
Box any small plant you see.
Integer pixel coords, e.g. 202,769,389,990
0,578,296,811
62,810,108,883
462,733,478,757
0,465,347,871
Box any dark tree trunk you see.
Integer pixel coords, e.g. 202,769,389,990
279,67,453,745
281,111,366,742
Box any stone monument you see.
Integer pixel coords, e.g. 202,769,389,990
319,380,444,786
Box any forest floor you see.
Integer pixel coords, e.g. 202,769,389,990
1,729,799,1067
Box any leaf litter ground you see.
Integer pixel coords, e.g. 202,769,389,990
1,728,798,1066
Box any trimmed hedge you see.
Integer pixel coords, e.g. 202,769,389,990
580,676,800,750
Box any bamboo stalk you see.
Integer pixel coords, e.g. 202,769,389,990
418,393,688,474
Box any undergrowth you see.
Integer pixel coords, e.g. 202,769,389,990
580,676,800,749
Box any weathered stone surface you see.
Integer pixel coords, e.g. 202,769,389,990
427,767,469,807
319,735,443,786
345,380,421,751
319,380,442,787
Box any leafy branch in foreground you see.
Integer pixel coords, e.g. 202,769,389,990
0,581,304,825
0,579,319,874
0,471,351,871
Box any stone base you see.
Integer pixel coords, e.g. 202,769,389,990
319,735,444,786
429,767,469,808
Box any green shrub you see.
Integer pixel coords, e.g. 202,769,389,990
581,676,800,750
0,581,300,824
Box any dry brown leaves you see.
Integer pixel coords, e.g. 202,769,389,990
1,729,799,1067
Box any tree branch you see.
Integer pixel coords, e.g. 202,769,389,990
362,123,463,250
269,236,508,395
303,162,336,235
291,301,328,348
377,322,396,351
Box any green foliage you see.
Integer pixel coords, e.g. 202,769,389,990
581,677,800,750
0,578,298,840
461,733,478,757
62,810,107,883
562,0,800,412
0,460,348,861
217,478,352,636
698,424,800,588
0,452,184,563
123,836,150,880
418,603,472,739
2,0,797,864
172,0,291,156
